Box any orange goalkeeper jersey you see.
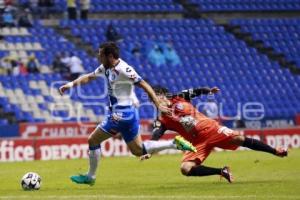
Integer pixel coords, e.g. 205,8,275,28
159,97,219,144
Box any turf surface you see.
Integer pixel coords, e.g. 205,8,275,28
0,149,299,200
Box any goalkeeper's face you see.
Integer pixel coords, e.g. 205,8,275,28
153,86,170,105
155,91,167,101
156,93,170,107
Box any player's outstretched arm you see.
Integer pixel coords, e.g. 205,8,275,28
59,72,97,95
176,86,220,100
210,87,220,94
137,80,171,115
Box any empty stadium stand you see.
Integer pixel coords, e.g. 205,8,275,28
0,1,299,125
23,0,184,13
231,18,300,69
190,0,300,12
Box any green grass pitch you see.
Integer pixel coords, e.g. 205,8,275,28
0,149,300,200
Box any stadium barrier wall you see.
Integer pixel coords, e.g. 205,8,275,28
1,124,300,162
0,125,19,137
242,118,295,129
0,134,179,162
19,122,96,138
18,121,152,138
296,114,300,125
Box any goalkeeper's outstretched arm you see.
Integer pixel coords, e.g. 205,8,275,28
174,86,220,101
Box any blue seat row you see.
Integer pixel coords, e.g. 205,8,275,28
190,0,300,11
1,18,300,122
232,18,300,72
28,0,183,13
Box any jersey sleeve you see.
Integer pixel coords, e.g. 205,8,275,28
93,64,105,75
121,65,143,84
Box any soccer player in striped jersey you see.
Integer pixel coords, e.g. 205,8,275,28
59,42,195,185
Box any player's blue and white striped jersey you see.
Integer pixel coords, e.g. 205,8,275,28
94,59,142,107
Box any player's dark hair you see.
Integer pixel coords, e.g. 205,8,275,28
99,42,119,59
152,85,169,95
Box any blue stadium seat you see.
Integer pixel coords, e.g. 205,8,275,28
0,17,299,122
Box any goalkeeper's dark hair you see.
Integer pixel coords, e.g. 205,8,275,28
152,85,172,97
99,42,119,59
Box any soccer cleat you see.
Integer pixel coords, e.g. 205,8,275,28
275,147,288,157
140,153,152,161
70,174,95,186
174,136,197,152
220,166,233,183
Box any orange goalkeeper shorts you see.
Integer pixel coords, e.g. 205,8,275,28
182,126,240,165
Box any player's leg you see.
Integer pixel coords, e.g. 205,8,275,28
127,134,196,156
180,145,219,176
181,161,233,183
181,140,234,183
215,126,287,157
125,129,196,156
120,107,196,156
70,126,112,185
229,135,288,157
87,128,111,179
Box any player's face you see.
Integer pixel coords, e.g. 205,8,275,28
157,93,168,102
98,48,111,68
157,94,171,109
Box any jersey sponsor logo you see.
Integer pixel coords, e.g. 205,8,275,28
101,120,107,127
105,70,109,77
125,67,136,79
107,70,118,81
125,67,139,80
97,67,103,73
175,103,184,110
217,126,234,136
111,73,117,81
126,67,132,73
112,112,123,122
179,115,197,132
129,74,137,80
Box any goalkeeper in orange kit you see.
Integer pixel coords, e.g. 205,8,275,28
142,86,288,183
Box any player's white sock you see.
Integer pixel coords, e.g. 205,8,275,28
87,147,101,179
143,140,176,154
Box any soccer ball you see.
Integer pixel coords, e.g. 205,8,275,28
21,172,41,190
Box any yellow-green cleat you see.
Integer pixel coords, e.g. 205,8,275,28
174,136,197,152
70,174,95,186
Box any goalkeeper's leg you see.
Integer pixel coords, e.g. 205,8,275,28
181,161,234,183
230,135,288,157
